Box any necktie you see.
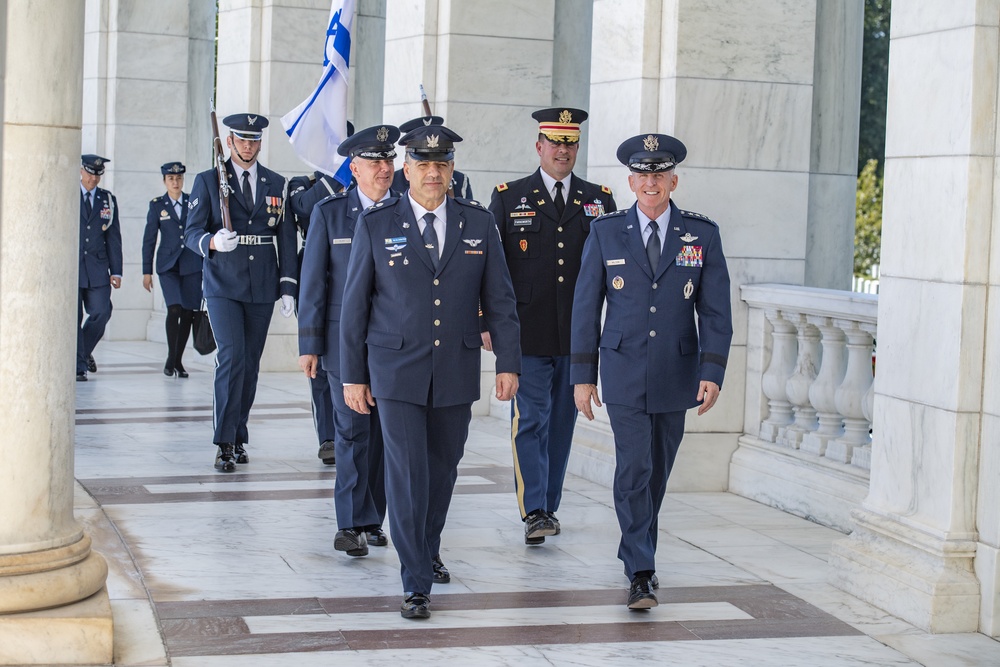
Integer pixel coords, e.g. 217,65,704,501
174,201,182,219
646,221,660,274
422,212,439,270
241,171,253,209
84,192,93,216
554,181,565,216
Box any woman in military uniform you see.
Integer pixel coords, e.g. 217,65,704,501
142,162,203,377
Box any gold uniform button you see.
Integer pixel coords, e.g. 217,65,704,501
558,259,564,265
558,276,564,283
558,242,564,248
557,227,563,232
434,319,440,326
433,279,440,286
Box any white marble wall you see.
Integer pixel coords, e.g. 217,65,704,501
383,0,556,193
829,0,996,634
0,3,112,663
82,0,215,342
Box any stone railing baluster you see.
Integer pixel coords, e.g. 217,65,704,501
777,315,821,448
801,317,847,456
759,309,797,442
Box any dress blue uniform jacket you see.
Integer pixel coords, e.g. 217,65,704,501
142,193,202,276
183,160,297,303
490,169,616,356
340,196,522,406
299,187,388,374
79,187,123,287
570,203,733,412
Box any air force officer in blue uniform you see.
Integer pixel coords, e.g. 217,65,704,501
142,162,202,378
390,116,473,199
184,113,298,472
571,134,733,610
298,125,401,558
77,154,123,381
341,125,521,619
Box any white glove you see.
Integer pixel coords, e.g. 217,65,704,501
213,228,238,252
280,294,295,318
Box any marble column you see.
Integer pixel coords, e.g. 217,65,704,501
552,0,594,177
0,2,112,664
830,2,994,633
383,0,556,190
83,0,215,343
354,0,387,128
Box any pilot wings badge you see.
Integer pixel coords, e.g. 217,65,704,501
462,238,483,247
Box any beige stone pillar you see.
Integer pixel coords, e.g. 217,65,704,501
0,2,112,664
830,3,996,634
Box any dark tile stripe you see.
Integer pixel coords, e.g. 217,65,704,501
76,402,310,415
681,617,861,640
77,412,309,426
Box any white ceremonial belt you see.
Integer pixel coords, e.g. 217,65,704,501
237,235,275,245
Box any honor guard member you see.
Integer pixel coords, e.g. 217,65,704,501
184,113,298,472
571,134,733,610
288,122,354,464
340,125,521,619
77,154,123,381
142,162,203,378
489,108,616,544
390,116,473,198
298,124,401,558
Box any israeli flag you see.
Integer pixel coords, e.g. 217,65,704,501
281,0,355,187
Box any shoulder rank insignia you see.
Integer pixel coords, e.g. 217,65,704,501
151,196,159,203
680,209,715,224
601,185,612,195
496,183,508,192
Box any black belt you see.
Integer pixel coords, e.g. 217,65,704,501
237,235,275,245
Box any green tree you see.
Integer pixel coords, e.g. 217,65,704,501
859,0,891,176
855,159,882,277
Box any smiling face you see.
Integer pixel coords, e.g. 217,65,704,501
403,155,454,210
80,168,101,191
350,157,394,201
536,135,579,181
628,170,678,220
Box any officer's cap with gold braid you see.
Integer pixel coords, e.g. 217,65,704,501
616,133,687,173
531,107,588,144
82,154,110,175
399,125,463,162
337,125,400,159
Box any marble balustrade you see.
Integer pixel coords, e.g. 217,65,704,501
730,284,877,532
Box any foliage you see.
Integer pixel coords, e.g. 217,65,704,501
854,160,882,277
858,0,891,176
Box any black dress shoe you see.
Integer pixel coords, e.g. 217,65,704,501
524,509,556,545
234,443,249,464
432,554,450,584
87,355,97,373
651,573,659,589
174,363,189,378
163,364,176,377
214,444,236,473
76,371,88,382
548,511,561,535
334,528,368,557
627,575,658,610
366,527,388,547
400,593,430,619
318,439,336,465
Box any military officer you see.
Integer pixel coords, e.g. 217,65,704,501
390,116,473,198
142,162,203,378
489,108,616,545
184,113,298,472
340,125,521,619
287,121,355,465
571,134,733,610
298,124,401,558
77,154,123,381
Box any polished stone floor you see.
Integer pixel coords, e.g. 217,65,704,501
72,341,1000,666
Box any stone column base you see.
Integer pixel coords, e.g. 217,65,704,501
829,508,980,633
0,537,108,614
0,587,113,666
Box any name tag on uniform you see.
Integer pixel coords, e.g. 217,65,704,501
606,258,625,266
333,238,352,244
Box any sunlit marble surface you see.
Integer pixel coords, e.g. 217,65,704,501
72,341,1000,666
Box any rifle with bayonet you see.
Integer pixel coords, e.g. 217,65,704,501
210,100,234,232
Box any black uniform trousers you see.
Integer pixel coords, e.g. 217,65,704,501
206,297,273,445
327,368,386,530
606,404,685,580
377,397,471,595
77,286,112,373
